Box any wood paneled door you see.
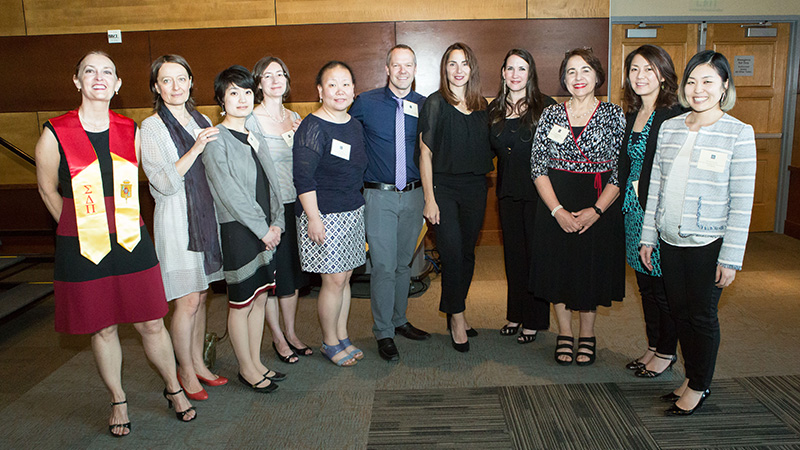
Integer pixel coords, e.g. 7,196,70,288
611,22,792,231
707,23,791,232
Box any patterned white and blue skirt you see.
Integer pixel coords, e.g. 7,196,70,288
297,206,366,273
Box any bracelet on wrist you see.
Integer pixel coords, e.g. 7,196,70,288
592,205,603,216
551,205,564,217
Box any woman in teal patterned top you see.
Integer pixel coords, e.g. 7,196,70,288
618,45,684,378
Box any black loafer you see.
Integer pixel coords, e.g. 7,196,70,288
395,322,431,341
377,338,400,361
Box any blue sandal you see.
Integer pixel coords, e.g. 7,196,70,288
339,338,364,360
321,342,357,367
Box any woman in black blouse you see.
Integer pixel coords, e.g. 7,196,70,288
488,49,555,344
418,42,493,352
618,45,683,377
530,48,625,366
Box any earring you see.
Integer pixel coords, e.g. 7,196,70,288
77,87,81,92
114,89,119,95
220,107,226,117
661,82,665,90
503,82,508,96
720,91,727,104
319,98,323,103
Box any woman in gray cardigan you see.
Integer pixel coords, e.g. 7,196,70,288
640,50,756,416
203,66,286,393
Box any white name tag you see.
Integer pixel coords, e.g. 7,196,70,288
331,139,351,160
696,149,727,173
632,180,640,198
281,130,295,148
403,100,419,118
246,133,260,153
547,124,569,144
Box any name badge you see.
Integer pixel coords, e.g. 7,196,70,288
547,125,569,144
331,139,351,160
631,180,640,198
696,149,728,173
403,100,419,118
246,132,260,153
281,130,295,148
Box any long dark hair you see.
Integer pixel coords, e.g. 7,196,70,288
488,48,546,133
622,45,678,113
149,54,195,113
439,42,487,112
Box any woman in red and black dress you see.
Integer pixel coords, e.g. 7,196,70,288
35,51,196,438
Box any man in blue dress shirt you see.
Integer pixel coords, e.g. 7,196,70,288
350,45,429,361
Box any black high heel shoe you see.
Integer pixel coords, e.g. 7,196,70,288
163,389,197,422
634,354,677,378
446,314,478,337
661,388,711,403
109,400,131,437
625,347,656,370
665,389,710,416
448,317,469,353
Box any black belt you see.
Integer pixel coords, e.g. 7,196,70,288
364,180,422,192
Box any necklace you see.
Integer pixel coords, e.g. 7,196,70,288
78,111,109,132
568,97,598,120
260,103,286,123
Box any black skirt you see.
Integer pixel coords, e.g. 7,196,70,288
530,169,625,310
274,201,309,297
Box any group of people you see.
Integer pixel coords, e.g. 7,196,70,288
34,41,755,437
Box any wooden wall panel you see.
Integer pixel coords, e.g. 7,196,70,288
528,0,609,18
0,113,39,184
397,19,609,98
24,0,275,36
276,0,525,25
149,23,395,104
0,0,26,36
0,32,152,112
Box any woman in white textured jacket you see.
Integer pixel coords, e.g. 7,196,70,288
640,50,756,416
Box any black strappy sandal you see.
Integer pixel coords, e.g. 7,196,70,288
163,388,197,422
554,335,574,365
109,400,131,437
576,337,597,366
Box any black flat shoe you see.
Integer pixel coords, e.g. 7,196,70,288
238,373,278,393
634,354,677,378
517,330,538,344
109,400,131,437
500,323,520,336
665,389,710,416
263,369,287,382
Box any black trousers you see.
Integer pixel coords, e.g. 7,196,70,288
635,271,677,355
433,174,487,314
498,197,550,330
660,239,724,391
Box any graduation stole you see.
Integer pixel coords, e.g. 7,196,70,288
50,110,141,265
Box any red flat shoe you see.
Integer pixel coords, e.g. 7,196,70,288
197,374,229,387
177,372,208,401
